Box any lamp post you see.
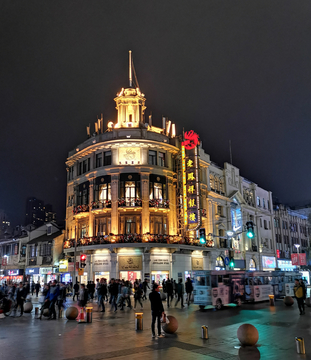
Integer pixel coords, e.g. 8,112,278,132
294,244,300,270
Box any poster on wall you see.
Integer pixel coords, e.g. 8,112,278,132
262,256,276,269
118,256,142,271
192,257,203,270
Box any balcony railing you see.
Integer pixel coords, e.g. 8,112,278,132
91,200,111,210
149,199,170,208
73,205,89,215
118,198,142,207
64,235,214,249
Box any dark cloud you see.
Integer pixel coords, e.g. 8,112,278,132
1,1,311,225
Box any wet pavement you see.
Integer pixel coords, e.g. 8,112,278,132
0,296,310,360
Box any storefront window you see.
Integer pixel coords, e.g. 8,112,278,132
151,271,169,283
120,271,141,282
215,256,225,270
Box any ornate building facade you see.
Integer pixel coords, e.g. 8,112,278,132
63,56,276,283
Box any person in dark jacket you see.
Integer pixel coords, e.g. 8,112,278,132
97,278,107,312
79,284,88,308
35,281,40,298
45,280,60,319
142,279,150,300
14,282,26,316
166,279,174,308
185,277,193,305
73,282,80,301
149,283,165,338
109,279,119,312
57,283,67,317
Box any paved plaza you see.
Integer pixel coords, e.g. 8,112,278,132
0,298,310,360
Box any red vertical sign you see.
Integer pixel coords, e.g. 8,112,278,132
291,253,298,265
276,250,280,259
299,253,307,266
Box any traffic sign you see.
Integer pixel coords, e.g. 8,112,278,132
224,257,229,266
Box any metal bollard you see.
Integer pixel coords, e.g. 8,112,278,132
35,307,39,318
86,307,93,323
295,337,306,354
201,325,208,339
135,312,143,331
269,295,275,306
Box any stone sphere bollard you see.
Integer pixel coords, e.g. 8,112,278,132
43,308,50,317
237,324,259,346
305,297,311,307
23,302,33,313
65,306,79,320
162,315,178,334
283,296,294,307
160,292,167,301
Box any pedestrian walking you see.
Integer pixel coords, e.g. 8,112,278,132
31,282,35,296
57,283,67,318
166,279,173,308
175,279,185,308
97,278,107,312
109,279,118,312
185,277,193,305
142,279,150,300
294,278,305,315
78,284,88,308
13,282,26,317
45,280,60,320
149,283,166,338
73,282,80,301
35,281,40,298
134,285,143,310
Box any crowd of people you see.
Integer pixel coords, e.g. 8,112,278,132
0,275,194,335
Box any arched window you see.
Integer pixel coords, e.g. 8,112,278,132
249,258,256,270
209,175,214,189
216,256,225,269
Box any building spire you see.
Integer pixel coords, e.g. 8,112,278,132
129,50,132,87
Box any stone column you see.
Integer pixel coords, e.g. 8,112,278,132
141,172,150,234
143,252,151,280
111,174,119,235
110,252,118,279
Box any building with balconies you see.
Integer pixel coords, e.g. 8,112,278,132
63,53,277,284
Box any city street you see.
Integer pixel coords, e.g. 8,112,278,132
0,297,310,360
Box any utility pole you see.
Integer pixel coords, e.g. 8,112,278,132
73,225,77,284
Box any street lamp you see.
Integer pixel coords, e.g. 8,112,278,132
294,244,300,270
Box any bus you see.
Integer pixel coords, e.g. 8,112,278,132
193,270,245,309
244,271,273,302
271,271,302,298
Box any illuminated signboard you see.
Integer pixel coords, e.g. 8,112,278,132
182,130,199,150
118,147,141,165
182,130,201,231
59,259,68,273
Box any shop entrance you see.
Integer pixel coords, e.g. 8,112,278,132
94,272,110,282
120,271,141,282
151,271,169,284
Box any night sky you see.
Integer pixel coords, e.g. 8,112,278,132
1,1,311,227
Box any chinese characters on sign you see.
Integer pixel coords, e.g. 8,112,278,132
291,253,306,266
182,130,201,231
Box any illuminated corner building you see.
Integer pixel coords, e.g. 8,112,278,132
63,52,276,284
